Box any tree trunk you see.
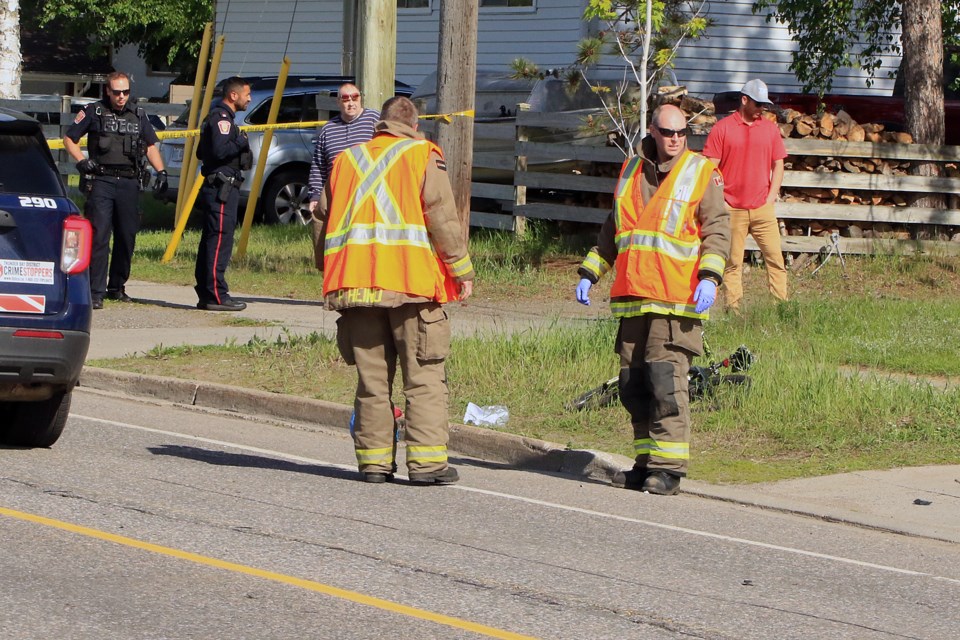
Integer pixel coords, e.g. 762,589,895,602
0,1,21,99
902,0,944,209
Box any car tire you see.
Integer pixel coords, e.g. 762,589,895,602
261,169,311,225
2,389,72,448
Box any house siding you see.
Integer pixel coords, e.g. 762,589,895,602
214,0,900,97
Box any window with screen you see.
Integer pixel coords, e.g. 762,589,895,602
480,0,533,7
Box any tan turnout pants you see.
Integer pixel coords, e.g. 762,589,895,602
336,303,452,475
616,314,701,476
723,202,789,310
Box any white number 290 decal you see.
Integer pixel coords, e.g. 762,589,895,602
19,196,58,209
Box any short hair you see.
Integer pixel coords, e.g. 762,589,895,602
105,71,130,88
221,76,249,98
337,83,360,98
380,96,418,128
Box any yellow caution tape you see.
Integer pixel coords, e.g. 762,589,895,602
46,110,476,149
420,109,476,124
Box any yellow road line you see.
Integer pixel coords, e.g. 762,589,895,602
0,505,539,640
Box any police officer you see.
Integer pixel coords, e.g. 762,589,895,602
64,71,168,309
194,76,252,311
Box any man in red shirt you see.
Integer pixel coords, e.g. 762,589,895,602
703,79,789,311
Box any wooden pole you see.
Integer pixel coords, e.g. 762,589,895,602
436,0,478,242
355,0,396,110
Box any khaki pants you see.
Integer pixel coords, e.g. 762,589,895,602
723,202,789,310
337,304,451,475
616,315,701,476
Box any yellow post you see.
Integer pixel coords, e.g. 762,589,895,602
161,168,205,263
235,57,291,258
175,35,226,224
174,22,213,225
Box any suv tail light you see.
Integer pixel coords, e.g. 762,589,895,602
61,215,92,274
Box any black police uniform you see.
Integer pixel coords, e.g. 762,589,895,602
194,99,252,309
65,100,159,305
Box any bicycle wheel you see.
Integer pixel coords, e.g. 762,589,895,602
566,377,620,412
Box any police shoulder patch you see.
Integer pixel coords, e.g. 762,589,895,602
435,159,447,171
73,110,86,124
217,119,232,135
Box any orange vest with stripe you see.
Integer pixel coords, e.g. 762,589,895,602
322,135,459,302
609,150,714,304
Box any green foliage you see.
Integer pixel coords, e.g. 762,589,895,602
752,0,960,95
24,0,213,78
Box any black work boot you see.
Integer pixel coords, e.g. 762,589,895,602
642,470,682,496
409,466,459,485
361,471,395,484
611,467,647,491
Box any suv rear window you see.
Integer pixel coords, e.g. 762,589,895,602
247,93,320,125
0,131,64,197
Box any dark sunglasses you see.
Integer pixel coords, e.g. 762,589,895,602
656,126,687,138
110,88,131,97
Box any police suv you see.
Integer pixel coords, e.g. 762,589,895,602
0,108,92,447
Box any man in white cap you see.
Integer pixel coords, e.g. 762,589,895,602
703,79,789,312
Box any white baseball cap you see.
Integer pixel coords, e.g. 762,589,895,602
741,79,773,105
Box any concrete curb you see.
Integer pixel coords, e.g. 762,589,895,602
79,366,630,483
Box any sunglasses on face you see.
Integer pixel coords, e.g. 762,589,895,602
110,88,131,97
749,98,770,111
339,93,361,102
656,126,687,138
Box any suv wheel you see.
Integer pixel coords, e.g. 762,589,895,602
262,169,311,225
2,390,73,447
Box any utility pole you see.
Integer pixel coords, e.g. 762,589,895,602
355,0,396,110
436,0,479,240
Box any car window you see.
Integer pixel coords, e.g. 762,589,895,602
0,131,64,197
247,94,310,125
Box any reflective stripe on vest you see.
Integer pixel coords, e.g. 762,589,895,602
609,150,713,317
322,136,458,302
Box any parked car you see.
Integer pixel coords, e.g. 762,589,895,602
0,108,93,447
157,75,415,225
712,90,960,144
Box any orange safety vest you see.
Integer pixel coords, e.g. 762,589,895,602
609,150,714,309
322,135,459,302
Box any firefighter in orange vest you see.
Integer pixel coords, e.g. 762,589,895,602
313,96,474,485
575,104,730,495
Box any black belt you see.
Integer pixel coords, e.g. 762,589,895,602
98,166,138,178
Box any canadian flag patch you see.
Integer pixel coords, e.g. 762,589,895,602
713,176,723,187
218,119,232,135
73,110,86,124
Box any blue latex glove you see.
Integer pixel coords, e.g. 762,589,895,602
693,279,717,314
576,278,592,306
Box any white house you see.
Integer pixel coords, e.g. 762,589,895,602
212,0,900,99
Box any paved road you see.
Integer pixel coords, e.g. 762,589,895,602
3,390,959,639
80,281,960,548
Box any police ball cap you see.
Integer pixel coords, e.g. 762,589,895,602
741,79,773,105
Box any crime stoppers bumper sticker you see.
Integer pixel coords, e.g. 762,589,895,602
0,260,56,285
0,294,46,313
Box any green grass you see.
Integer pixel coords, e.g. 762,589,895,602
106,212,960,484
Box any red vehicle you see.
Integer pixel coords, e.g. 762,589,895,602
713,91,960,145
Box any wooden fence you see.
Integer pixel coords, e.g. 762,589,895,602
439,109,960,256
